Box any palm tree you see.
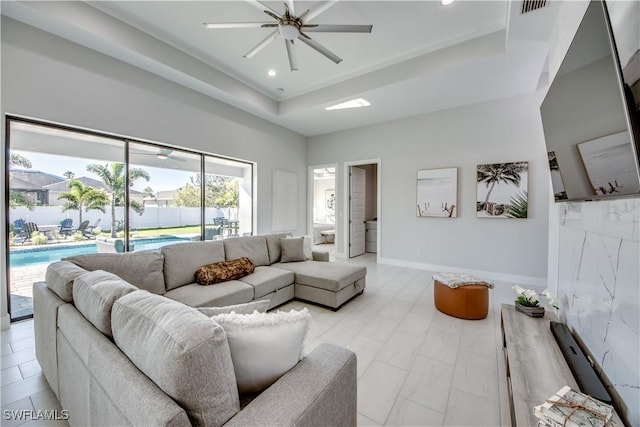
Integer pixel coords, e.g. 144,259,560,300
10,153,32,168
86,163,150,238
57,179,109,223
9,153,35,210
477,162,527,211
63,171,75,180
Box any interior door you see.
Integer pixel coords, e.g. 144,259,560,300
349,166,366,257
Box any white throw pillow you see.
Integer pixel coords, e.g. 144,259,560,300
211,308,311,393
196,300,270,316
303,235,313,260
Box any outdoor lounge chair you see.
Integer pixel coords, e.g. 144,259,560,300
15,222,38,244
85,219,100,234
12,219,25,234
59,218,74,237
75,220,94,239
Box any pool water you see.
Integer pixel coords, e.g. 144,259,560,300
9,236,190,267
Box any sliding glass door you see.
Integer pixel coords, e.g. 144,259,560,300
7,120,125,320
5,117,254,321
128,142,203,250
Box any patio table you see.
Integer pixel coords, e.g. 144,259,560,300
38,225,59,240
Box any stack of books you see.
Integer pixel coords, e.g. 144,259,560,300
533,386,617,427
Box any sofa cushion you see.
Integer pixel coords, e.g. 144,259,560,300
164,280,254,307
45,261,88,302
279,237,306,262
65,250,165,295
112,291,240,427
264,233,291,264
197,300,270,317
162,241,225,291
72,270,137,337
273,261,367,292
238,266,294,299
223,236,270,267
195,257,256,285
211,308,311,393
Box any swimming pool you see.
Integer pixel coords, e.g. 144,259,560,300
9,236,191,268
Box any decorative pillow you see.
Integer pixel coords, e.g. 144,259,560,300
211,308,312,394
197,300,270,316
195,257,256,285
279,237,306,262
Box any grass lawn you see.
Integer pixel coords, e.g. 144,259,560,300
96,225,204,239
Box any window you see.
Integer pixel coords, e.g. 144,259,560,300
5,117,254,320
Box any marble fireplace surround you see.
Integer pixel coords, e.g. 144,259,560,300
554,198,639,424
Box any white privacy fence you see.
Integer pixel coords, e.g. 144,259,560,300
9,206,228,231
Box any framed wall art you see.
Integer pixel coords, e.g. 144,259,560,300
416,167,457,218
477,161,528,218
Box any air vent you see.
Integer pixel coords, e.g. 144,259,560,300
521,0,547,14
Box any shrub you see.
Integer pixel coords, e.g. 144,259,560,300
31,231,48,246
72,231,85,242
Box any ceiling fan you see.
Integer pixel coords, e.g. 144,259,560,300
132,148,185,161
204,0,372,71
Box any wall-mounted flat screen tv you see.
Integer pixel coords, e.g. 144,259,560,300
540,0,640,202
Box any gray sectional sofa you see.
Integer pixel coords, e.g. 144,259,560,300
33,233,365,426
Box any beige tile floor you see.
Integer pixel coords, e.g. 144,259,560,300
1,253,522,426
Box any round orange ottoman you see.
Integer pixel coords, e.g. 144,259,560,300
434,280,489,320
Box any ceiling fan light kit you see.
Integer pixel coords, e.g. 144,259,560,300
279,23,300,40
204,0,372,71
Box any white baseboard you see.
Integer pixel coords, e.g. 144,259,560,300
1,313,11,330
377,257,547,287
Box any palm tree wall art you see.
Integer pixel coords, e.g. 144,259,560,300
476,161,528,218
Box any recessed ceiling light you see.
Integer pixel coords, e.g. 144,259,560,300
441,0,454,5
276,88,285,93
267,70,277,77
325,98,371,111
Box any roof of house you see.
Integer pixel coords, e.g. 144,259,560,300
9,169,65,190
42,176,109,192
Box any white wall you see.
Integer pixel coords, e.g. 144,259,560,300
546,1,639,423
1,18,307,327
309,94,550,284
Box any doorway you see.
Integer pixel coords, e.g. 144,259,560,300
346,161,379,259
309,166,336,256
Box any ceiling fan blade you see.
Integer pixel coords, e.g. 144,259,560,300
285,39,298,71
304,0,338,22
204,22,275,29
285,0,295,17
245,0,282,18
244,30,279,58
297,35,342,64
302,24,372,33
263,10,282,21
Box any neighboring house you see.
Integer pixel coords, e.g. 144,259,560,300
9,169,65,205
43,176,145,207
142,189,177,207
12,172,145,207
